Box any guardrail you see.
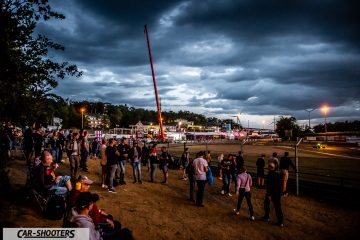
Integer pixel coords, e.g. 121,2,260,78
234,165,360,207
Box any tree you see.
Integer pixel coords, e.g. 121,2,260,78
0,0,81,125
276,116,300,140
107,105,123,128
313,120,360,133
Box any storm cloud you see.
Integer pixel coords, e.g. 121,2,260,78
43,0,360,128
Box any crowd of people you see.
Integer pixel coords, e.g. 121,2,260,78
1,123,298,233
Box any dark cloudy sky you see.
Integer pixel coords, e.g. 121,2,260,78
42,0,360,128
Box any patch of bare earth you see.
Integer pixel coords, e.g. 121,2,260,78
1,146,359,240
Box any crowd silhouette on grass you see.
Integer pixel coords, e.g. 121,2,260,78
0,123,298,235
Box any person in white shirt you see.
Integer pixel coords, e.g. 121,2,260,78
192,151,208,207
268,152,279,171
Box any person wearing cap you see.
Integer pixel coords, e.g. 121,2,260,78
262,162,284,227
66,175,94,210
129,141,142,184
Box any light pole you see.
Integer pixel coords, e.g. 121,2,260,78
321,106,328,133
321,105,329,141
304,109,315,130
81,108,85,129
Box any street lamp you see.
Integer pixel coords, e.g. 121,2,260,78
262,120,265,131
321,105,329,141
321,105,329,133
81,108,85,129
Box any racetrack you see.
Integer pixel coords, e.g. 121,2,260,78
166,141,360,192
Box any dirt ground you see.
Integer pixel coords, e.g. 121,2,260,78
1,144,359,240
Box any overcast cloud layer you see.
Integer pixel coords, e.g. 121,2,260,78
43,0,360,128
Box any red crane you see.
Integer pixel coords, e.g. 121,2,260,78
144,25,165,139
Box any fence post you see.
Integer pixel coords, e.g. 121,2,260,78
295,137,303,196
240,138,249,153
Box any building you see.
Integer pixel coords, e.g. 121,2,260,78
85,114,109,129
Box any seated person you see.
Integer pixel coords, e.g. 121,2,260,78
33,150,72,196
67,192,102,240
68,192,134,240
66,175,119,230
66,175,93,208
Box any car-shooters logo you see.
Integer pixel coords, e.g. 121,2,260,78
3,228,89,240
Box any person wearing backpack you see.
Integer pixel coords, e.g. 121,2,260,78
233,167,255,221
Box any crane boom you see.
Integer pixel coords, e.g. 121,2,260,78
144,25,164,139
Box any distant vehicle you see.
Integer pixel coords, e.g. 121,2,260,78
313,143,326,149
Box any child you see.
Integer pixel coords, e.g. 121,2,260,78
234,167,255,220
